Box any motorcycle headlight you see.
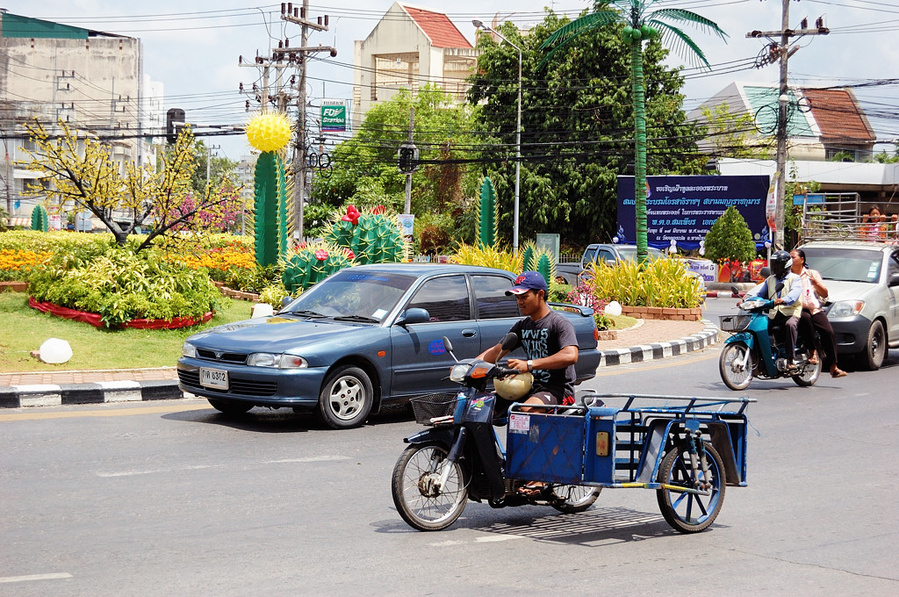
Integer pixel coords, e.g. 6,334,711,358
181,342,197,358
828,300,864,318
246,353,308,368
449,363,469,383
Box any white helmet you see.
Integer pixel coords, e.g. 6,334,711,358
494,371,534,401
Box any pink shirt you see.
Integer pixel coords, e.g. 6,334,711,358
799,268,825,314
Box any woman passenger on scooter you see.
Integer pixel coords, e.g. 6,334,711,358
790,249,848,378
743,250,803,371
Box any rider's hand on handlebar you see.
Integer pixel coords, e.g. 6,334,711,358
506,358,529,374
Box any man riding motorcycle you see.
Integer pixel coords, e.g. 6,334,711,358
742,250,803,372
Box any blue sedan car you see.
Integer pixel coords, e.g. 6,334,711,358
177,263,601,429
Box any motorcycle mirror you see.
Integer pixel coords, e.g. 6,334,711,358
443,336,458,362
775,281,785,294
500,332,518,352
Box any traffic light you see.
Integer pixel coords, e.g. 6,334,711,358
397,142,419,174
166,108,185,143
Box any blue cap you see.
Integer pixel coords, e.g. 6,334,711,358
506,271,548,296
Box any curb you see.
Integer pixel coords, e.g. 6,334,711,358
705,291,741,298
0,321,721,409
597,319,719,367
0,379,182,409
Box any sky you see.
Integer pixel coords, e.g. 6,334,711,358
3,0,897,160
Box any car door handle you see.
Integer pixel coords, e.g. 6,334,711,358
461,329,477,337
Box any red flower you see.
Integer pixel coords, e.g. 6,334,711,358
314,249,329,261
341,205,361,226
344,249,355,259
372,205,385,215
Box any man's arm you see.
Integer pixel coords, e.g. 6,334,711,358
507,345,578,374
477,343,506,364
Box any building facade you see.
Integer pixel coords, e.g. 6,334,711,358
0,10,162,225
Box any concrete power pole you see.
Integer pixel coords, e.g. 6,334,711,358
280,1,336,242
747,0,829,249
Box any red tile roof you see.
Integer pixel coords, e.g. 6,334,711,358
400,4,472,49
802,88,875,143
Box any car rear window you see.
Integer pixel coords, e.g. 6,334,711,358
800,248,883,283
471,275,519,319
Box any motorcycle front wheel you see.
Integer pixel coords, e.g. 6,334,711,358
719,342,754,391
391,442,468,531
550,484,602,513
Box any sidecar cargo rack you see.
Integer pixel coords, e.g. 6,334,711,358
582,393,755,416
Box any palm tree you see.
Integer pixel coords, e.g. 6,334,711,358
541,0,726,262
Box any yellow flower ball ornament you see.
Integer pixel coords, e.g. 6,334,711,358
245,112,293,152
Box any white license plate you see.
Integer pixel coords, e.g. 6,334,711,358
200,367,229,390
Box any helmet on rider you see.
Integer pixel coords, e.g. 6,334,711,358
769,250,793,278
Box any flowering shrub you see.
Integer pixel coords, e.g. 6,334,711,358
565,282,612,330
0,249,53,282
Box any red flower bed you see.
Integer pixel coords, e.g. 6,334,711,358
28,297,213,329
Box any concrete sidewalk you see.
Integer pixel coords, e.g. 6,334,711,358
0,318,719,409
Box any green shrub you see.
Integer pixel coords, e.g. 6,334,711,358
703,206,757,264
584,257,704,308
28,246,221,326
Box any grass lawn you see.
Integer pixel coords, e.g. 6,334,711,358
0,291,255,372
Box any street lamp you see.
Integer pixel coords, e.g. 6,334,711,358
473,19,522,251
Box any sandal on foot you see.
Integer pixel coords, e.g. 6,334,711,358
808,352,819,365
517,482,546,497
831,368,847,378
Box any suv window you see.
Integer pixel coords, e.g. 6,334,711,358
471,275,519,319
597,249,615,264
801,248,883,283
407,275,471,321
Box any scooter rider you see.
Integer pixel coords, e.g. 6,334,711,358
743,250,803,370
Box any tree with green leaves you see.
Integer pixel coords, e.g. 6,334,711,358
703,205,756,264
469,12,705,249
311,85,481,247
541,0,727,261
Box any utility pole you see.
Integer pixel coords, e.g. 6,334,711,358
748,0,829,249
280,1,336,242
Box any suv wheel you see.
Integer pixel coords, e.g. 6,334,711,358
861,320,886,370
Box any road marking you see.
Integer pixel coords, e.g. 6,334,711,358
474,535,523,543
94,456,349,477
0,402,210,422
265,456,350,464
0,572,73,584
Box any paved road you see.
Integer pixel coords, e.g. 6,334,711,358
1,318,897,595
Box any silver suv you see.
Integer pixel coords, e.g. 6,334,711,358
798,240,899,369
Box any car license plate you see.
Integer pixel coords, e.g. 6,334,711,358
200,367,229,390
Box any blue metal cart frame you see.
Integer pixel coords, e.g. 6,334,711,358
506,393,754,532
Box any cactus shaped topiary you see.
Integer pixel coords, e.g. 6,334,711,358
246,112,293,267
520,241,556,287
476,177,498,247
31,205,49,232
280,240,356,294
325,205,409,265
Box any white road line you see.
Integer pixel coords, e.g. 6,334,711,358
0,572,73,584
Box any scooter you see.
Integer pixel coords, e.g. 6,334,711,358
390,334,600,531
718,286,821,391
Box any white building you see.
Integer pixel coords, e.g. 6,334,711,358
352,2,477,130
0,10,163,225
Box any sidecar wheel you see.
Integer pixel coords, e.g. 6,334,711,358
391,442,467,531
550,484,601,513
719,343,753,391
656,442,725,533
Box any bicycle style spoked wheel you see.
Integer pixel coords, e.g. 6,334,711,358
656,442,726,533
550,484,602,513
719,342,753,391
391,442,468,531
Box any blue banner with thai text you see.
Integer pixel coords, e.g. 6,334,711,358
617,175,770,251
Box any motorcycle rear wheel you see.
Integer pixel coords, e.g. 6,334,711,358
792,356,822,386
719,342,753,391
550,484,601,513
391,442,468,531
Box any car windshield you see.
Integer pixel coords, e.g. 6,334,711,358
616,246,665,260
282,270,416,322
800,248,883,283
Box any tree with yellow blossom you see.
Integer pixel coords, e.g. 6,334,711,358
21,120,241,251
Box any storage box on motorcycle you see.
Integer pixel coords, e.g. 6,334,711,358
506,411,585,484
583,407,618,484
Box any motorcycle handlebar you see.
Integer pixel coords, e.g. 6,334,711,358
495,366,521,378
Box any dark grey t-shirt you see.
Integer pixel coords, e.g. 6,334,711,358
509,310,578,400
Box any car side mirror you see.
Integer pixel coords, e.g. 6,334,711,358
281,296,293,308
889,272,899,287
396,308,430,326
